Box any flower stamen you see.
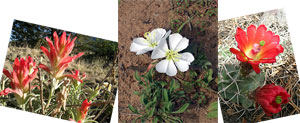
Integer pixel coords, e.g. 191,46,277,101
144,32,158,48
166,50,180,62
252,43,261,54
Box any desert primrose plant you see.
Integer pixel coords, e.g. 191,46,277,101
0,32,113,123
128,68,189,123
128,28,217,122
219,24,290,116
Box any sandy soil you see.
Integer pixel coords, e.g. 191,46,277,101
118,0,218,122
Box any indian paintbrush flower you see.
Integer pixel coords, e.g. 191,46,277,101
230,25,284,73
39,32,84,84
130,28,170,55
70,99,92,123
254,83,290,116
151,33,194,76
65,70,86,86
0,56,38,106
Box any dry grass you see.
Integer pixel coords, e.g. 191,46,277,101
218,9,300,122
4,46,117,85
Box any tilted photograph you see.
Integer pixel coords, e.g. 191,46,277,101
0,20,118,123
119,0,218,122
218,9,300,122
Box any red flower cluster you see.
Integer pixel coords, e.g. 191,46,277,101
70,99,92,123
39,32,84,82
230,25,284,73
0,56,38,104
79,99,92,121
65,70,86,84
254,84,290,116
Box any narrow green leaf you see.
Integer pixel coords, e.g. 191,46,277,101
159,81,168,87
207,68,213,82
153,117,159,123
168,116,183,123
170,79,175,92
133,91,140,95
208,101,218,111
148,107,155,117
134,71,141,81
163,89,169,102
207,101,218,118
207,110,218,118
172,103,189,114
140,94,147,105
170,79,180,92
177,16,194,33
145,99,156,109
128,104,139,114
164,101,173,112
146,68,154,79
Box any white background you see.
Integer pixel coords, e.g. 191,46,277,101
0,0,299,123
219,0,300,123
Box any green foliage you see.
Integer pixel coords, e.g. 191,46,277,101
9,20,117,62
75,35,118,61
171,0,217,35
186,69,212,105
177,16,194,33
170,19,183,32
207,101,218,118
218,64,265,109
205,8,217,17
193,53,212,70
128,69,189,123
10,20,54,48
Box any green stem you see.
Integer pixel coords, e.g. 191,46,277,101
177,16,194,33
45,87,54,109
1,80,4,90
21,103,26,111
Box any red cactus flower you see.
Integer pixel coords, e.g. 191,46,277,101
0,56,38,104
230,25,284,73
254,84,290,116
70,99,92,123
39,32,84,82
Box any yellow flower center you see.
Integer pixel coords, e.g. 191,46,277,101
245,40,265,60
166,50,180,62
144,32,158,48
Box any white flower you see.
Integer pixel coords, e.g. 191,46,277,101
130,28,169,55
151,33,194,76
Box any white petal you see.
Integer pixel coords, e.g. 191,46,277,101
166,60,177,76
160,30,171,43
130,43,148,52
155,59,169,73
151,28,166,43
130,43,152,55
169,33,183,50
174,60,189,72
180,52,195,63
174,37,189,52
151,38,168,59
133,38,149,46
136,47,153,55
